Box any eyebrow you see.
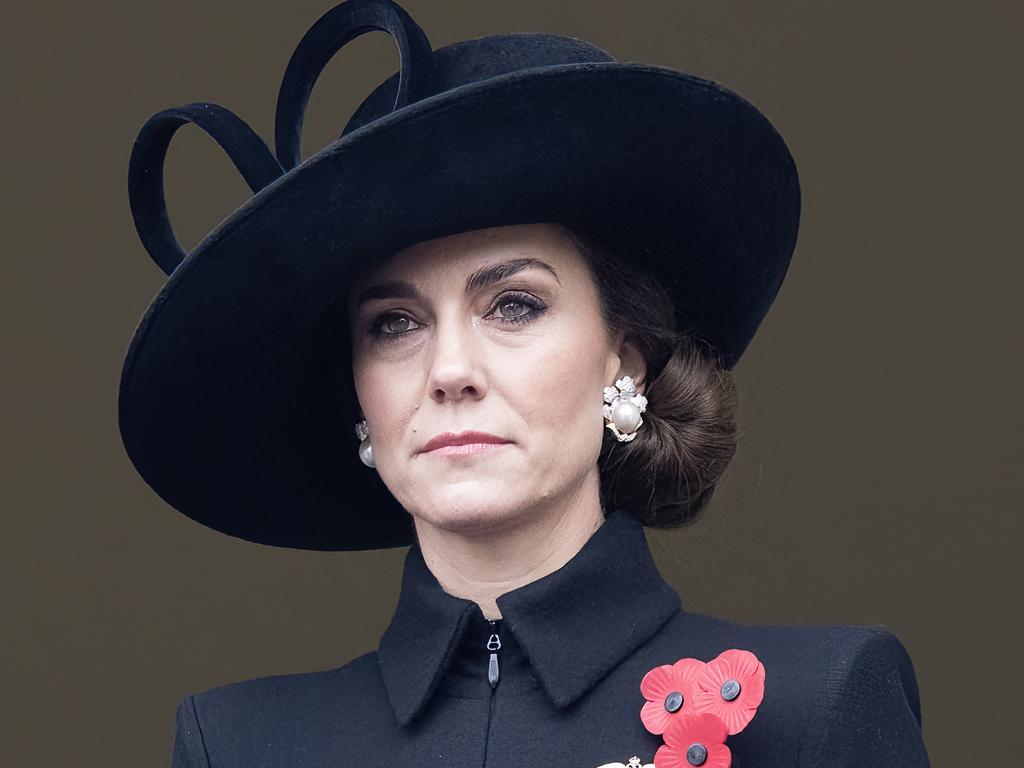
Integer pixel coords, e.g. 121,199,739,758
351,257,560,310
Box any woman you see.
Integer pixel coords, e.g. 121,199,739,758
121,1,931,766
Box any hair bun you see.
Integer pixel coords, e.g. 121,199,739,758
601,335,739,528
559,224,740,528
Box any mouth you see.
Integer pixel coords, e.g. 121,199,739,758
421,430,513,455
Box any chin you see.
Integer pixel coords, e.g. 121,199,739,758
409,483,534,537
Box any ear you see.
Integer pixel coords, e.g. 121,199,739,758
607,330,648,395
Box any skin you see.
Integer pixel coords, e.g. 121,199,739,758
347,223,646,619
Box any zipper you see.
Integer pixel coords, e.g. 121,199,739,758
486,620,502,688
482,619,502,766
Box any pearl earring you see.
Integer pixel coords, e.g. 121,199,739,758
603,376,648,442
354,419,376,468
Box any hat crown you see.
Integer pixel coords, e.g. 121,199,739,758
342,32,616,137
277,0,615,170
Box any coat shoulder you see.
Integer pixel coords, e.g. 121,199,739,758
643,611,929,766
172,650,390,767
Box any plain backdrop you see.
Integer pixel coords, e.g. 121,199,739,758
3,1,1021,765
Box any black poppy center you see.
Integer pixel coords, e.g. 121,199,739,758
720,678,741,701
664,690,684,712
686,743,708,766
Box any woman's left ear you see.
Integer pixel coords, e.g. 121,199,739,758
609,333,647,394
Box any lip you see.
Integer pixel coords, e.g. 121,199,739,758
421,430,512,454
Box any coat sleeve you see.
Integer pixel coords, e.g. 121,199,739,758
799,627,931,768
169,695,211,768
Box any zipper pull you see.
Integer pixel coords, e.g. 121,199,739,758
486,620,501,688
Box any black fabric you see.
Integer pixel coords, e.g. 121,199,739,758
119,0,802,552
274,0,436,171
168,511,931,767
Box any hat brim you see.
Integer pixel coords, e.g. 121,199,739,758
119,61,800,551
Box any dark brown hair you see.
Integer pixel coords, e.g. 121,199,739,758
557,225,740,529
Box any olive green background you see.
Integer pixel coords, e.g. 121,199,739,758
3,1,1020,765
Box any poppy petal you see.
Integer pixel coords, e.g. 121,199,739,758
693,650,766,735
704,742,732,768
654,743,685,768
672,658,706,700
663,713,729,748
641,663,678,700
641,698,673,735
655,742,732,768
717,701,756,737
700,650,762,691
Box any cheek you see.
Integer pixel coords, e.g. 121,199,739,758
353,358,415,440
513,338,607,451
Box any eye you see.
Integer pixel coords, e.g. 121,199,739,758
488,291,547,326
369,312,422,341
367,290,547,343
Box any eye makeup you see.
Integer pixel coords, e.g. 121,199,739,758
367,289,549,343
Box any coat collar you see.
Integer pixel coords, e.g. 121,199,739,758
376,509,682,726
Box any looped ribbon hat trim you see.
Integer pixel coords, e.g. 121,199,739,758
128,0,434,276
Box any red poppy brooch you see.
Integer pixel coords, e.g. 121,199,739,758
603,649,765,768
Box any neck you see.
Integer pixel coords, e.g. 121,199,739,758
412,485,606,621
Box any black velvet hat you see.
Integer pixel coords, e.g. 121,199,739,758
120,0,800,551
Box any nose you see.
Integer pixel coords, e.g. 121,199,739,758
427,310,487,404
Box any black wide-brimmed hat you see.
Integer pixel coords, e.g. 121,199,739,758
120,0,800,551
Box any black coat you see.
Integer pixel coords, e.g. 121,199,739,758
169,511,931,767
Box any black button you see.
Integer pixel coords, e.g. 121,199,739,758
664,690,684,712
720,679,741,701
686,743,708,766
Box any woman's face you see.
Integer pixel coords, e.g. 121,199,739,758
347,223,640,538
